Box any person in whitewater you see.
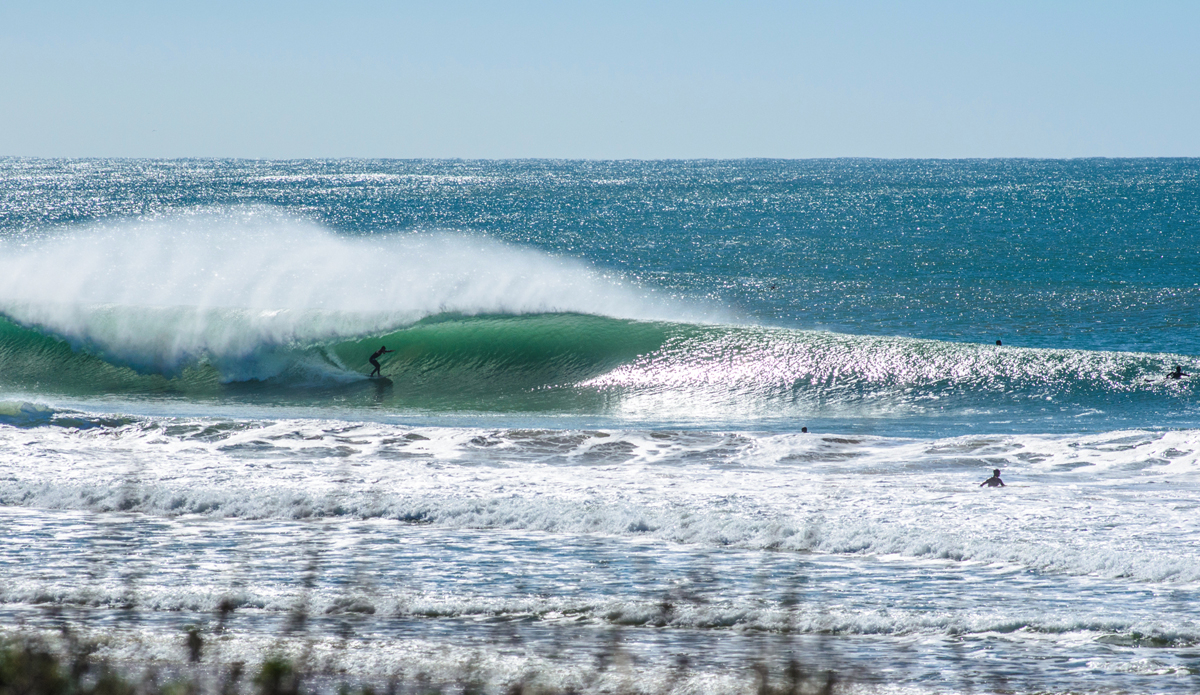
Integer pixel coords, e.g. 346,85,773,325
980,468,1005,487
1169,365,1190,379
368,346,394,377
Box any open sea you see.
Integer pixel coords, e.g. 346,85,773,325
1,158,1199,693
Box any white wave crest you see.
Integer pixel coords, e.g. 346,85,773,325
0,207,700,377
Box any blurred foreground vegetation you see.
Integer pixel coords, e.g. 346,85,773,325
0,629,842,695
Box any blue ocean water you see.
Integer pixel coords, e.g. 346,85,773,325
2,159,1199,693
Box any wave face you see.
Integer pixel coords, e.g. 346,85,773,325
0,209,1196,430
3,308,1197,431
0,208,688,389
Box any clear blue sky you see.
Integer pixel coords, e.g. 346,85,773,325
2,1,1197,158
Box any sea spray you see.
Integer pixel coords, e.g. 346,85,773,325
0,208,701,378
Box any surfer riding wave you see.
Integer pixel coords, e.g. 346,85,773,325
369,346,394,377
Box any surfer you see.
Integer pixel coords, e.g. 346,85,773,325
368,346,394,377
980,469,1005,487
1169,365,1189,379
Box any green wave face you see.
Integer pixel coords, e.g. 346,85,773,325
0,312,674,410
2,311,1197,425
0,315,224,396
332,313,674,405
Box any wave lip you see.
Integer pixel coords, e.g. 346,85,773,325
0,401,56,427
0,207,711,383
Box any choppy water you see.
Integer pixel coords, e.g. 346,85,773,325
2,158,1199,693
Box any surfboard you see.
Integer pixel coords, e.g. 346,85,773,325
369,376,393,386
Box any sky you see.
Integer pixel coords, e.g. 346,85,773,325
2,0,1198,159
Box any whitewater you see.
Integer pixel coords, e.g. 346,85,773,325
2,158,1199,693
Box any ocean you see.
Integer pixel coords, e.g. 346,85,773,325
1,158,1198,693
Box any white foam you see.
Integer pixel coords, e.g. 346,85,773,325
4,416,1200,692
0,207,706,376
3,416,1200,585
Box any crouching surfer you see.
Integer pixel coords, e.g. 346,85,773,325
369,346,394,377
980,468,1005,488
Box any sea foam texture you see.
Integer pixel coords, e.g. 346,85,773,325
3,415,1199,586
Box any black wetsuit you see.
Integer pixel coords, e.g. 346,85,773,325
369,347,392,377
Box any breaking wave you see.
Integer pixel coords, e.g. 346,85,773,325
0,208,1196,426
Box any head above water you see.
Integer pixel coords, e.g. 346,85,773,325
992,469,1001,477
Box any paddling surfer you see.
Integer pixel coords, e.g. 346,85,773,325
980,468,1005,488
1169,365,1189,379
369,346,394,377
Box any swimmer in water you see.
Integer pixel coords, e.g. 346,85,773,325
980,468,1005,487
1169,365,1189,379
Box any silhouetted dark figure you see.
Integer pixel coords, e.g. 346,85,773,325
980,468,1005,487
1169,365,1189,379
185,626,203,663
801,426,808,433
996,340,1002,346
369,346,394,377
